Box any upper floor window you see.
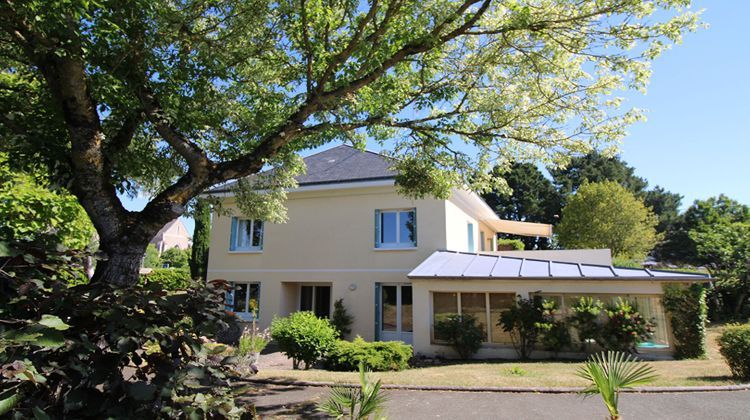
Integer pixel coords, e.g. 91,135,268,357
467,222,475,252
230,217,263,251
375,209,416,249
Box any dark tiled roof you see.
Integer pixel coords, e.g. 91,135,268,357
408,251,711,281
211,145,396,193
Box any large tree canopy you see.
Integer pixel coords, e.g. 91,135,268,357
556,181,659,259
482,162,560,249
0,0,700,285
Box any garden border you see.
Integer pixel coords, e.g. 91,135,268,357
244,377,750,394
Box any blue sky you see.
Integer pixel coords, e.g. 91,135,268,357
123,0,749,235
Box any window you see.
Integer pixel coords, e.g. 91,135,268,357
375,209,416,248
431,291,515,344
536,293,670,348
300,285,331,318
225,282,260,321
480,231,485,251
467,223,474,252
230,217,264,251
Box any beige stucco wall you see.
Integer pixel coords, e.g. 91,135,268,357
207,184,449,336
411,278,672,359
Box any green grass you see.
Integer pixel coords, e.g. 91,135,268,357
255,327,737,388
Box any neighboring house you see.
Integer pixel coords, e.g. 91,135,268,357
150,218,192,254
205,145,708,359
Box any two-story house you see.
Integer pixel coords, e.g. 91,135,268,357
206,145,707,359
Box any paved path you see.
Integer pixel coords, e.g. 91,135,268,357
244,383,750,419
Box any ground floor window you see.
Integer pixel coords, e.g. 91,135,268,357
432,291,515,344
226,282,260,321
536,293,669,348
300,285,331,318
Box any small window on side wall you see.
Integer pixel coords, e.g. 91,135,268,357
375,208,416,249
229,217,264,251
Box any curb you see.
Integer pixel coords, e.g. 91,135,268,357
244,377,750,394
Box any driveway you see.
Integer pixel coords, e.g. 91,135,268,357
243,383,750,419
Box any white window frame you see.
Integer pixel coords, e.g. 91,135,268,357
376,208,416,249
430,291,515,345
227,282,261,321
232,218,264,252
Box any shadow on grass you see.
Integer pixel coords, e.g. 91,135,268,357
684,375,738,383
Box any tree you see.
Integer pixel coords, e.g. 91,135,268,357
142,244,161,268
482,163,561,249
161,247,190,269
550,152,682,235
690,220,750,319
0,153,94,250
655,195,750,264
189,199,211,281
556,181,659,259
0,0,700,286
550,152,648,198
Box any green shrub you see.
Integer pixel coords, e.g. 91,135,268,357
434,313,484,359
717,324,750,380
499,297,544,359
324,337,412,372
0,241,245,418
270,311,337,369
597,298,654,352
537,300,571,356
663,283,707,359
141,267,193,290
331,298,354,339
568,297,604,351
497,238,525,251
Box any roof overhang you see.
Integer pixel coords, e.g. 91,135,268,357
484,219,553,238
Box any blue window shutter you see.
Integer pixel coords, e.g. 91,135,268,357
374,210,381,248
229,217,238,251
467,223,474,252
412,209,417,247
374,283,382,341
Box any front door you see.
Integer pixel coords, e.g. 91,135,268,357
380,284,413,344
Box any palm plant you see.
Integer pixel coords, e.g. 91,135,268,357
317,363,387,419
576,351,657,420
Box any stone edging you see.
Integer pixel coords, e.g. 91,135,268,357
245,377,750,394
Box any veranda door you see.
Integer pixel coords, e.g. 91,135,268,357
379,284,413,344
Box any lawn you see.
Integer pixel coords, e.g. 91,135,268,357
254,327,738,388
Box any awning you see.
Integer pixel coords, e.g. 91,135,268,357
484,219,553,238
408,251,710,281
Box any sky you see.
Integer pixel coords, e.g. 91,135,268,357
122,0,749,235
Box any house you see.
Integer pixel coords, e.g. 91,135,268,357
205,145,708,359
150,218,192,254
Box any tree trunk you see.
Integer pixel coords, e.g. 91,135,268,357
91,242,149,286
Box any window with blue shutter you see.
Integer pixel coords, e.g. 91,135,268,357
375,208,416,249
229,217,264,251
467,222,474,252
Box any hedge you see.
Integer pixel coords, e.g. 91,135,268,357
662,283,708,359
324,337,412,372
140,268,193,290
717,324,750,380
270,311,337,370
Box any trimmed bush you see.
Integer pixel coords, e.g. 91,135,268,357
270,311,337,369
434,313,484,359
662,283,707,359
324,337,412,372
140,268,193,290
499,297,545,359
496,238,525,251
597,298,654,352
331,298,353,339
717,324,750,380
538,300,571,356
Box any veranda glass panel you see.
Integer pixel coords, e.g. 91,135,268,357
634,296,669,347
382,286,397,332
461,293,487,340
401,286,413,332
489,293,515,344
433,292,458,341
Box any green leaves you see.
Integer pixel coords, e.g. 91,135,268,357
577,351,657,418
38,315,70,331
